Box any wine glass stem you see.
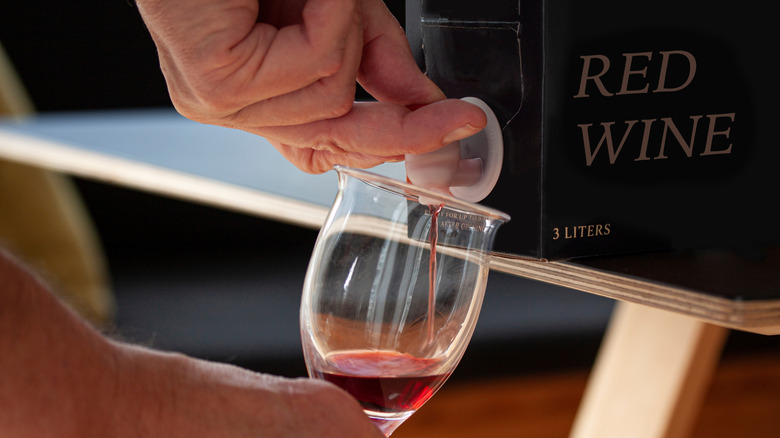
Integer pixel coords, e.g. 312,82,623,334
369,415,410,437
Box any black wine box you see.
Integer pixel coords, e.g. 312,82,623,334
405,0,780,260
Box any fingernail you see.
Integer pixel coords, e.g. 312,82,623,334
442,124,480,145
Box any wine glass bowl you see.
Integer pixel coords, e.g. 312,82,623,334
300,166,509,436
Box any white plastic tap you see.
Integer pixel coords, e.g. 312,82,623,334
405,97,503,203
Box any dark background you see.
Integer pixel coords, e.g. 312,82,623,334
0,0,170,111
0,0,406,112
1,0,775,378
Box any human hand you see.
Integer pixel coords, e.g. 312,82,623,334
136,0,487,173
111,343,385,438
0,249,382,438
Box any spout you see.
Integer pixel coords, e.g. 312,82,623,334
405,97,503,203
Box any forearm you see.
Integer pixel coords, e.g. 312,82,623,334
0,248,118,437
0,248,384,437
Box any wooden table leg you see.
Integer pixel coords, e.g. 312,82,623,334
569,302,728,438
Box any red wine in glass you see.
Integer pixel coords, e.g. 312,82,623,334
311,350,452,435
302,167,508,436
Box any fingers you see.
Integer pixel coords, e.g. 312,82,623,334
225,2,365,128
138,0,481,177
270,141,401,174
118,344,385,438
285,378,386,438
259,99,487,174
139,0,366,125
207,0,363,121
357,0,444,106
245,0,362,102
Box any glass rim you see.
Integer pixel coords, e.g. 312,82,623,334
334,165,511,222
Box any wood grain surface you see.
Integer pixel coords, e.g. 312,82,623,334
393,351,780,438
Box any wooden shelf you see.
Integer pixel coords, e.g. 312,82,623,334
2,109,778,335
492,250,780,335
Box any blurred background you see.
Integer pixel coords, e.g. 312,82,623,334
1,1,777,437
0,0,616,376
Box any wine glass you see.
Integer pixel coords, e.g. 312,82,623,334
300,166,509,436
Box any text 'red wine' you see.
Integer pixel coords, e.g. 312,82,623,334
311,350,451,414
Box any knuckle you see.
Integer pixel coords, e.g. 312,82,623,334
222,106,253,128
319,91,354,120
193,88,237,116
305,151,338,174
316,52,344,79
170,86,237,122
296,160,321,174
310,133,348,154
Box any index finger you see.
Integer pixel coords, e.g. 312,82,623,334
253,99,487,173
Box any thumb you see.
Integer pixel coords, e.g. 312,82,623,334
357,0,444,106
